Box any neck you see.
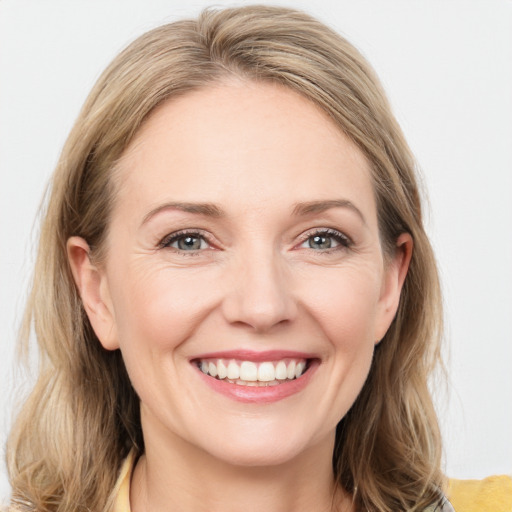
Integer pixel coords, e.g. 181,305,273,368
130,417,352,512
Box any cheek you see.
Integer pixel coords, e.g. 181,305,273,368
107,266,212,409
306,270,381,420
110,263,219,353
299,264,383,349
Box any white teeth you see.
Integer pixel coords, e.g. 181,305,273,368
199,357,309,384
287,360,296,379
240,361,258,381
258,362,275,382
208,362,218,378
228,379,280,387
227,361,240,380
275,361,287,380
217,359,227,379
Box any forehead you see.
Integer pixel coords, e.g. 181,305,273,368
114,80,376,221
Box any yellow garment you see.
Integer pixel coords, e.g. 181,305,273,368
448,475,512,512
111,451,135,512
111,453,512,511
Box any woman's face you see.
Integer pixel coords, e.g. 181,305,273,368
71,81,409,467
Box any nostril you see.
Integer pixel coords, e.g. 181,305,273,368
219,258,298,331
224,285,297,328
229,316,292,333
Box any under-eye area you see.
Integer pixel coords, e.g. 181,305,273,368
194,358,316,387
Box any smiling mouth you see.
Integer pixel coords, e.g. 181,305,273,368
195,358,312,387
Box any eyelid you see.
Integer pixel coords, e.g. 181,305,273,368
158,229,214,251
158,227,352,253
295,227,353,250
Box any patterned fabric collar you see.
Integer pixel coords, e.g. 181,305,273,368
424,494,455,512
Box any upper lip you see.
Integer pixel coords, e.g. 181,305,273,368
190,349,319,362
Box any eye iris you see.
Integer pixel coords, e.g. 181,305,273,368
178,236,202,250
309,234,332,250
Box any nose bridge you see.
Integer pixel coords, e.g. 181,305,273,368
222,242,297,332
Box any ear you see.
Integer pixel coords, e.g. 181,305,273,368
67,236,119,350
374,233,413,343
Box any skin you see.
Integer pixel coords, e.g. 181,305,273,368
68,80,412,512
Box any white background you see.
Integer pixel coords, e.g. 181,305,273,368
1,0,511,501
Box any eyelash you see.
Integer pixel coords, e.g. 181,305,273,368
159,229,213,255
158,228,352,255
297,228,352,252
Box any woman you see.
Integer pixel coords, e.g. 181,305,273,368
4,5,464,511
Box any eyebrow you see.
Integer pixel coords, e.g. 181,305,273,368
292,199,367,224
141,198,366,226
142,202,224,225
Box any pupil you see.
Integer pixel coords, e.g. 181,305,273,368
179,236,201,250
310,235,331,249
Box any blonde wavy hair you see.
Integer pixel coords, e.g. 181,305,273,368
6,5,444,512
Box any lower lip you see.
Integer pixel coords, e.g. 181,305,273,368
194,360,319,403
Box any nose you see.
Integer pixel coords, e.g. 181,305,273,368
221,249,298,333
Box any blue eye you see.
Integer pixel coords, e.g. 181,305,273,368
308,234,334,250
161,232,209,251
300,230,350,251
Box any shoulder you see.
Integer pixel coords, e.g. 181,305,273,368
447,475,512,512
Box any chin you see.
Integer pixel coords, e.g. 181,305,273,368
195,424,328,469
208,441,304,468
